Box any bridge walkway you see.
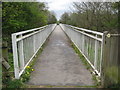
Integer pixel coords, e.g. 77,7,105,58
27,25,94,86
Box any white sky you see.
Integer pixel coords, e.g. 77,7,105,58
37,0,80,20
36,0,119,20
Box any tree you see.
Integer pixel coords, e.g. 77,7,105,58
59,12,70,24
2,2,57,49
60,2,118,32
47,11,57,24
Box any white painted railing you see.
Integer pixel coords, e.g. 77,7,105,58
12,24,56,79
60,24,103,76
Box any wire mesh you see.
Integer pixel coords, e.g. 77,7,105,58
12,24,56,78
61,24,103,75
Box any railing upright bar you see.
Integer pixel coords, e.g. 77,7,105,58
19,35,25,71
100,33,105,76
82,34,85,53
94,35,98,70
33,34,36,53
12,34,19,79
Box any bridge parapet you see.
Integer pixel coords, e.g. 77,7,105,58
60,24,119,87
12,24,56,79
60,24,103,76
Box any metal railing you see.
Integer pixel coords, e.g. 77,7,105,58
12,24,56,79
60,24,104,76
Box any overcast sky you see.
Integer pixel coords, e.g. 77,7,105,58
36,0,118,20
37,0,80,20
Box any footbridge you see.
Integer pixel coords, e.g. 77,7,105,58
11,24,119,87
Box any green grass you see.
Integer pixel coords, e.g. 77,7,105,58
8,53,14,72
105,66,118,85
25,85,98,88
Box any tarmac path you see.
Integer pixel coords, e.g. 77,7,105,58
27,25,94,86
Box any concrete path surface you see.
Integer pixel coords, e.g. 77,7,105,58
27,25,94,86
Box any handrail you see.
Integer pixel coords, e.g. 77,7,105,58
16,27,49,42
15,25,48,36
65,25,102,42
60,24,103,76
12,24,56,79
66,24,103,36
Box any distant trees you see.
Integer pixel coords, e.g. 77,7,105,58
59,12,70,24
60,2,118,32
2,2,57,41
47,11,57,24
2,2,57,49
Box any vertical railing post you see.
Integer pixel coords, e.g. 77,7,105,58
82,34,85,53
12,34,19,79
94,34,98,70
87,39,89,57
19,35,25,71
100,35,104,76
33,34,36,53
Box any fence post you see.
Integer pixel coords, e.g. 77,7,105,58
101,31,119,87
19,35,24,71
12,34,19,79
94,35,98,70
101,31,108,87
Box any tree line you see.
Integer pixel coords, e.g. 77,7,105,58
60,2,118,33
2,2,57,40
2,2,57,49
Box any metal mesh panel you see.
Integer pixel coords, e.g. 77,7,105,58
23,35,34,65
12,24,56,79
60,24,103,76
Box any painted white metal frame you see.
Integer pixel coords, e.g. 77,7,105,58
12,24,56,79
60,24,104,76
